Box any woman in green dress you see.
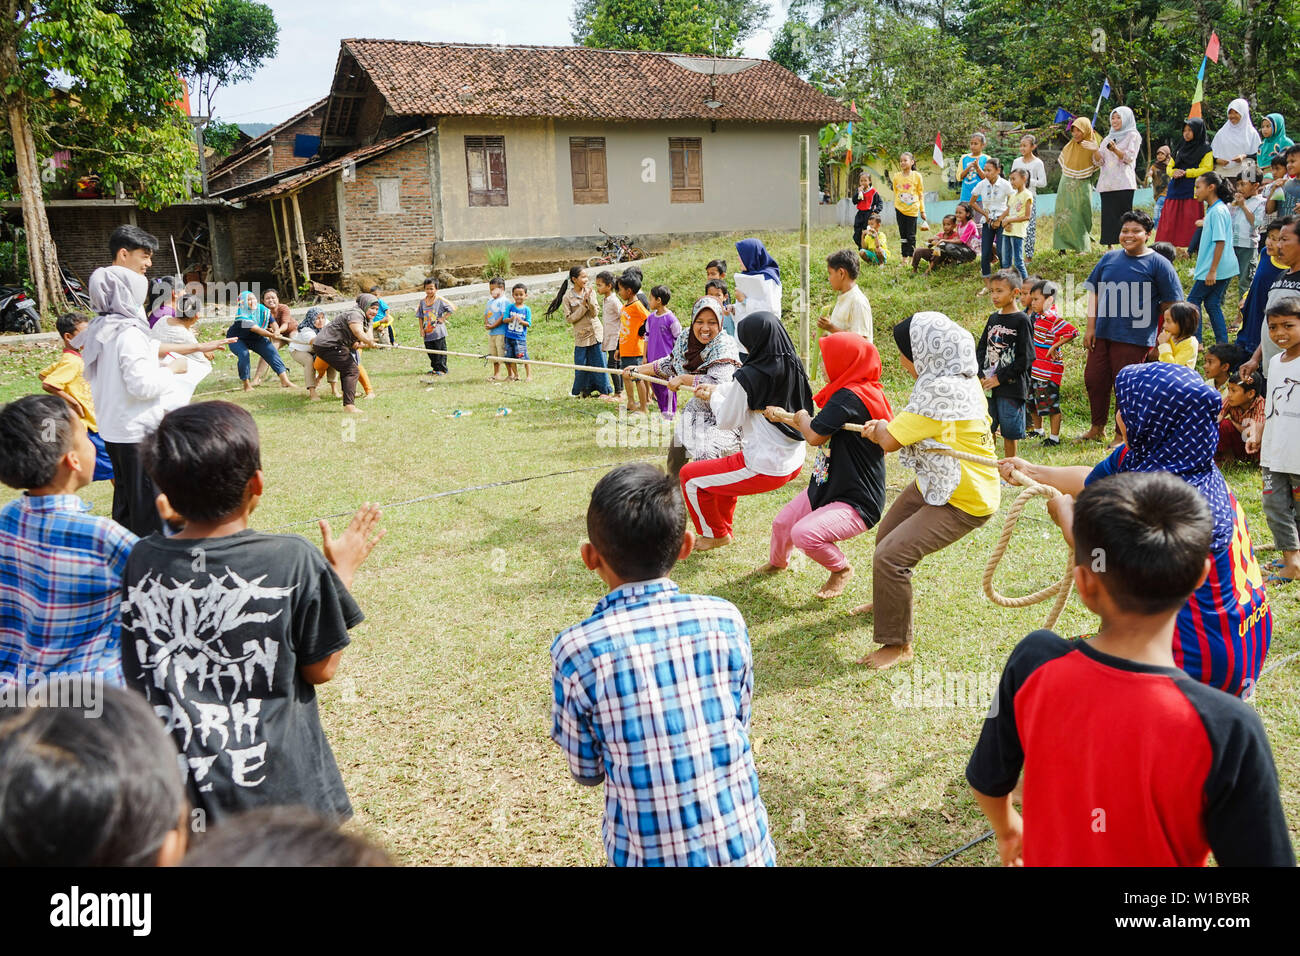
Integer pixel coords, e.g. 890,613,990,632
1053,116,1101,252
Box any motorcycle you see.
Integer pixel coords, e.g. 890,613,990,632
61,265,93,312
0,286,40,335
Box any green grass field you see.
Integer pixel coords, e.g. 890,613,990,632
1,217,1296,865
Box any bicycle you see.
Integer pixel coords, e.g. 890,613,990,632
586,227,646,268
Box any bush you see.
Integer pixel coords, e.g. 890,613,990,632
482,247,511,280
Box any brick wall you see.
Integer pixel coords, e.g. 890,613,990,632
270,107,325,173
216,204,276,279
209,149,273,193
341,138,437,275
47,205,206,287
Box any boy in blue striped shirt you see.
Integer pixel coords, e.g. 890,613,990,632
0,395,136,686
550,462,774,866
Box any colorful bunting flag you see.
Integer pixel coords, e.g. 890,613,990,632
1206,31,1220,63
1053,107,1074,124
1190,33,1220,118
932,132,944,167
845,100,857,168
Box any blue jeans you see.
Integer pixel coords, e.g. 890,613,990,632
573,344,611,395
230,336,286,380
1153,194,1166,230
980,223,1001,277
998,233,1026,280
1188,279,1230,344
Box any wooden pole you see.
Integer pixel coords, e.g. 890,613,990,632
798,135,811,371
280,196,297,294
291,191,311,290
268,199,287,292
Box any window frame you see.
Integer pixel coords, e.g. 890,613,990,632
569,136,608,205
465,135,508,207
669,137,703,203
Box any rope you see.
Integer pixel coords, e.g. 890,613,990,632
379,342,673,389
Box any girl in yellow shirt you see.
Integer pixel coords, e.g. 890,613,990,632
1157,302,1201,369
894,152,929,259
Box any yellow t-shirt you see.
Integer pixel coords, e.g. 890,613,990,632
1157,336,1199,369
894,170,925,219
887,411,999,517
1003,188,1032,238
39,350,97,431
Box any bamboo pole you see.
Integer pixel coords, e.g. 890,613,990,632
280,197,297,293
291,190,312,287
798,134,811,371
268,198,287,292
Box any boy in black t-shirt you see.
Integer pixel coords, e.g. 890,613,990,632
121,401,384,823
967,472,1293,867
976,269,1034,457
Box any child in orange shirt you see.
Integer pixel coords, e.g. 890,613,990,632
617,274,650,413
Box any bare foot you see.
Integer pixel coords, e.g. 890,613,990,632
307,389,319,401
250,377,264,387
1076,428,1105,442
849,601,873,615
330,384,341,397
362,391,376,399
343,405,362,414
694,534,732,552
857,644,914,669
753,562,783,575
816,566,854,600
241,381,252,392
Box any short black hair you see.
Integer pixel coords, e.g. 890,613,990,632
56,312,88,337
1267,294,1300,321
512,282,527,294
705,278,728,297
1029,279,1058,300
706,259,727,275
984,156,1002,170
1206,342,1244,370
587,462,685,581
1119,209,1156,234
367,285,380,294
615,273,641,295
1165,301,1200,340
1151,241,1177,263
621,265,643,282
1073,472,1212,616
177,294,203,319
423,276,436,287
1227,368,1263,397
142,401,261,522
489,276,505,289
0,685,185,866
0,395,75,490
826,248,859,279
649,284,671,306
595,270,615,287
181,807,390,867
1285,144,1300,160
867,212,882,223
108,224,158,256
1275,216,1300,242
989,269,1020,289
264,287,279,298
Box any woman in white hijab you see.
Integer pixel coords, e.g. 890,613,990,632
1212,98,1262,178
1093,106,1142,247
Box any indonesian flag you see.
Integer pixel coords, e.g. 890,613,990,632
932,132,944,167
845,100,857,168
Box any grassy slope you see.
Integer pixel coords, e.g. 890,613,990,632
0,217,1295,866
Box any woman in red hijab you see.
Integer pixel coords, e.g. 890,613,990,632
758,332,893,599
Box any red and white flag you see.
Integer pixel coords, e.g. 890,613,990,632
932,132,944,167
1206,31,1220,63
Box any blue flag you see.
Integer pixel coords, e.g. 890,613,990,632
1100,79,1111,100
1054,107,1073,124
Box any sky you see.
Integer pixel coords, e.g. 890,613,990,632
208,0,789,127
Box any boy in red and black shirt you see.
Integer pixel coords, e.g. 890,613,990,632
966,471,1293,867
1025,279,1077,446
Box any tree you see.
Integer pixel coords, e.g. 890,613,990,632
186,0,278,117
203,118,244,155
571,0,769,55
1,0,209,314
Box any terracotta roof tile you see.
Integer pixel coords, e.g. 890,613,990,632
342,40,852,124
242,128,433,201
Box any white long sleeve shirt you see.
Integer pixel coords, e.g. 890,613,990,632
709,379,805,477
87,324,181,443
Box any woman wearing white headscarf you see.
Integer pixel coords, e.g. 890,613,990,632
1212,98,1262,179
852,312,999,669
77,264,187,536
1093,106,1142,246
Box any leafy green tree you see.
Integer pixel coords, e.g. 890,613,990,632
186,0,278,117
1,0,209,312
203,118,244,155
571,0,769,55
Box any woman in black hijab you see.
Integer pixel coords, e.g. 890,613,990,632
679,312,814,551
1156,117,1214,249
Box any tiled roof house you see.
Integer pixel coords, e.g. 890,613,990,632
212,40,851,287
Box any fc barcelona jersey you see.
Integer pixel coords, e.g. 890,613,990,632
1087,452,1271,697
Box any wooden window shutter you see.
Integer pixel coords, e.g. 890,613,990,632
465,135,508,207
669,137,702,203
570,137,608,204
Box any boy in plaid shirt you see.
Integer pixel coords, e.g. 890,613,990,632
1025,279,1078,446
550,462,774,866
0,395,136,686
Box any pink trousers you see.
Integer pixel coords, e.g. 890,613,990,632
768,489,869,572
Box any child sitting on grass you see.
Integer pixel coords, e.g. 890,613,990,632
0,395,137,686
911,214,960,272
859,212,888,265
1217,368,1265,465
1202,342,1242,392
39,312,114,483
967,471,1293,867
549,461,774,866
504,282,532,383
1157,301,1201,368
1026,280,1077,447
121,401,385,822
0,684,189,866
